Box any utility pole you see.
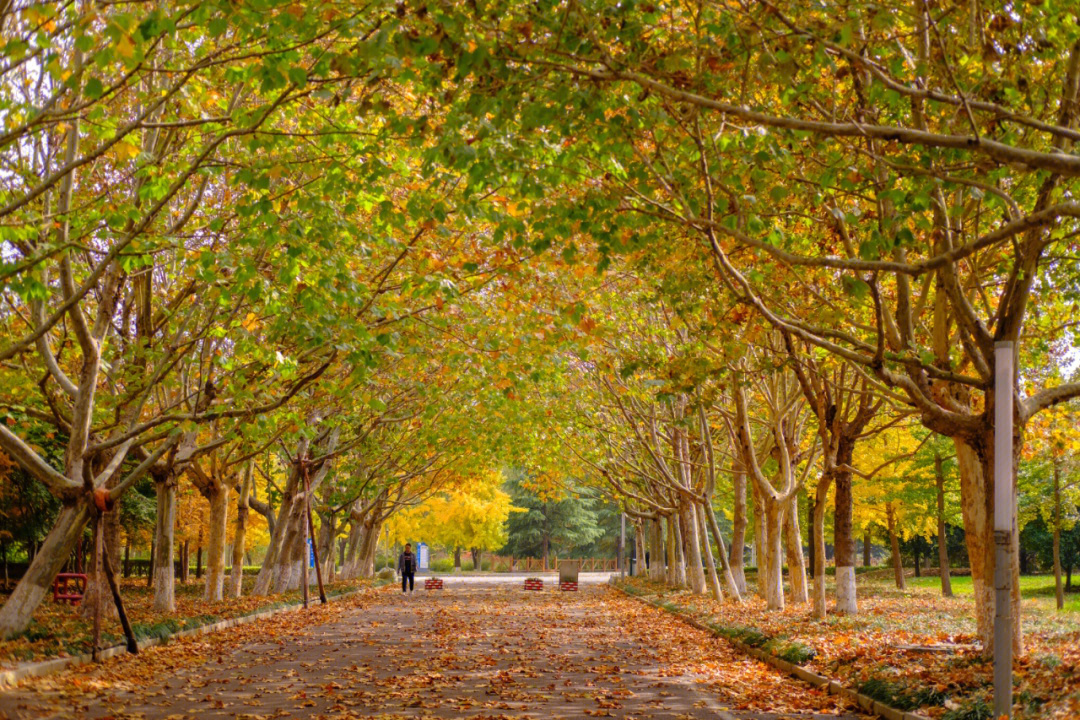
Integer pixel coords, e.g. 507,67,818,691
993,341,1014,719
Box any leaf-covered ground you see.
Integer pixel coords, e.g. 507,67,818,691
0,576,366,669
0,582,871,719
618,573,1080,720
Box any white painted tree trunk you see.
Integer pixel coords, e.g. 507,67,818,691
153,478,176,611
0,503,92,638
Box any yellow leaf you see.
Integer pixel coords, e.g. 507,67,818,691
116,141,140,160
115,35,135,60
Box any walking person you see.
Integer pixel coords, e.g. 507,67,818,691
398,543,417,593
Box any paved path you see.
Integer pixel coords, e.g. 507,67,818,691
0,583,866,719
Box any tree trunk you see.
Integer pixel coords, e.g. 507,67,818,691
680,495,706,594
834,465,857,614
701,500,741,601
630,520,639,578
253,461,301,595
278,510,307,591
935,452,953,597
784,498,808,604
0,503,92,638
153,475,176,611
147,538,154,588
730,464,748,594
696,503,723,602
454,546,462,571
1053,458,1064,611
863,529,872,567
913,542,922,578
812,477,830,619
649,518,664,581
181,540,189,583
753,485,769,598
340,519,363,579
228,464,252,599
668,515,685,587
317,512,335,582
360,519,381,577
204,482,230,601
763,500,785,610
471,547,481,572
269,500,306,592
886,503,905,590
954,436,1022,657
80,480,121,620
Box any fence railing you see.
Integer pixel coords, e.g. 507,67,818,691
484,556,619,572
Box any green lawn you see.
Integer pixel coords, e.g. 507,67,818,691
905,574,1080,613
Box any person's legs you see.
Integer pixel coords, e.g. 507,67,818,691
408,573,415,592
401,573,407,593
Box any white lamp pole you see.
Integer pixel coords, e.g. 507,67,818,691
993,341,1014,719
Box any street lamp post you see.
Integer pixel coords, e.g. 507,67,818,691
993,341,1014,719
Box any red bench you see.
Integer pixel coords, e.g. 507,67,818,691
53,573,87,605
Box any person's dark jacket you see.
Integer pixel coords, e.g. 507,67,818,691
398,550,417,575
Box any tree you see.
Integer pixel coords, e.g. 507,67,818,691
385,470,515,569
501,470,602,566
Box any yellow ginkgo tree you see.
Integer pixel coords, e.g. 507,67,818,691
385,470,516,571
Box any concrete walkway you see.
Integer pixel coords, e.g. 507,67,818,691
0,582,867,719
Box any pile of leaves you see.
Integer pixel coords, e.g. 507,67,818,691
618,575,1080,719
0,576,367,668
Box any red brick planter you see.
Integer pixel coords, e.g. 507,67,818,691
523,578,544,591
424,578,443,590
559,581,578,592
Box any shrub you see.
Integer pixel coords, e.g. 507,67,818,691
132,618,182,642
494,562,511,573
858,678,947,711
376,567,395,581
429,557,455,572
774,641,815,664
